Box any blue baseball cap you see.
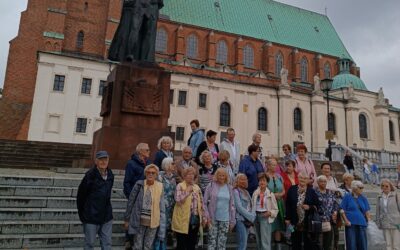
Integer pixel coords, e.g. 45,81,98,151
96,151,109,159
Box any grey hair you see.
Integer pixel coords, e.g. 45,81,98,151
199,150,212,164
380,178,395,192
136,143,148,153
161,157,174,171
157,136,174,150
316,175,327,183
351,180,364,191
252,133,261,142
298,171,309,179
182,146,192,153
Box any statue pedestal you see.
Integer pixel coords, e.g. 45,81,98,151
92,62,172,169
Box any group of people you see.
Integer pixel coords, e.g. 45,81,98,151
77,119,400,250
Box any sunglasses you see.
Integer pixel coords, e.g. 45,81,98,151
147,171,157,175
358,187,364,189
381,185,390,188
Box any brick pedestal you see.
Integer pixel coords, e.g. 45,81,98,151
92,62,172,169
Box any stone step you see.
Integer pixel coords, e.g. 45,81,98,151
0,208,126,221
0,185,125,198
0,196,127,209
0,175,124,189
0,233,125,249
0,220,126,234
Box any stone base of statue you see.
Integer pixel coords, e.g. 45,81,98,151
92,62,172,169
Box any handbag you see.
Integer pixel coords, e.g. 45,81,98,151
307,206,322,233
322,221,331,232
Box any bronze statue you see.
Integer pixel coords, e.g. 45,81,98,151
108,0,164,63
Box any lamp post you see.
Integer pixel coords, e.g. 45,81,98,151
321,78,333,161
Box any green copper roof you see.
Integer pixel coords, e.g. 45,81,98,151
161,0,352,59
332,73,368,91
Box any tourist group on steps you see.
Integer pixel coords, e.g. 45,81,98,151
77,119,400,250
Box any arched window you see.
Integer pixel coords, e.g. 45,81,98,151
243,45,254,68
359,114,368,139
328,113,336,135
186,34,198,59
258,108,267,131
324,62,331,79
275,52,283,77
300,57,308,82
294,108,302,131
389,120,395,141
155,28,168,53
220,102,231,127
216,40,228,64
76,31,84,49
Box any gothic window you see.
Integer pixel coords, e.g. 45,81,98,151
216,40,228,64
324,62,331,79
258,108,267,131
186,34,198,59
275,52,283,77
359,114,368,139
294,108,302,131
76,31,84,49
300,57,308,82
220,102,231,127
243,45,254,68
389,120,395,141
328,113,336,135
156,28,168,53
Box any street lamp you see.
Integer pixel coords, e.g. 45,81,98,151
321,78,333,161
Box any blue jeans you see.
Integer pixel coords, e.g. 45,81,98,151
235,220,249,250
154,238,166,250
363,172,371,184
83,220,112,250
345,225,367,250
255,213,272,250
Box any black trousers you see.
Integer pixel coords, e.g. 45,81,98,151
176,224,199,250
291,230,321,250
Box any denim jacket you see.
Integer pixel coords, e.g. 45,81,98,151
233,188,256,223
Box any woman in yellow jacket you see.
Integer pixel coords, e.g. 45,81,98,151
172,167,204,250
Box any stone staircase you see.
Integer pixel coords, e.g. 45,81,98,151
0,168,126,249
0,166,382,249
0,140,91,169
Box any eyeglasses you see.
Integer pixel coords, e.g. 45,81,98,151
381,185,390,188
143,149,150,152
358,187,364,189
147,171,157,175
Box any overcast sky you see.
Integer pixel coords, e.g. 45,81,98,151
0,0,399,107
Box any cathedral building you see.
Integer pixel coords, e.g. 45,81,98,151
1,0,400,160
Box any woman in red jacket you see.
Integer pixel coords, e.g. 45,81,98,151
281,160,299,200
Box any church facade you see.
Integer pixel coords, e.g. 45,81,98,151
1,0,400,158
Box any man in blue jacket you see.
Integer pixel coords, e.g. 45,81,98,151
77,151,114,250
123,142,152,199
187,119,205,157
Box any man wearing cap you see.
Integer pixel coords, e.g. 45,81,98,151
77,151,114,250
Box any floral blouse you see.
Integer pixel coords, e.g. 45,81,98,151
315,188,339,222
158,171,176,229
